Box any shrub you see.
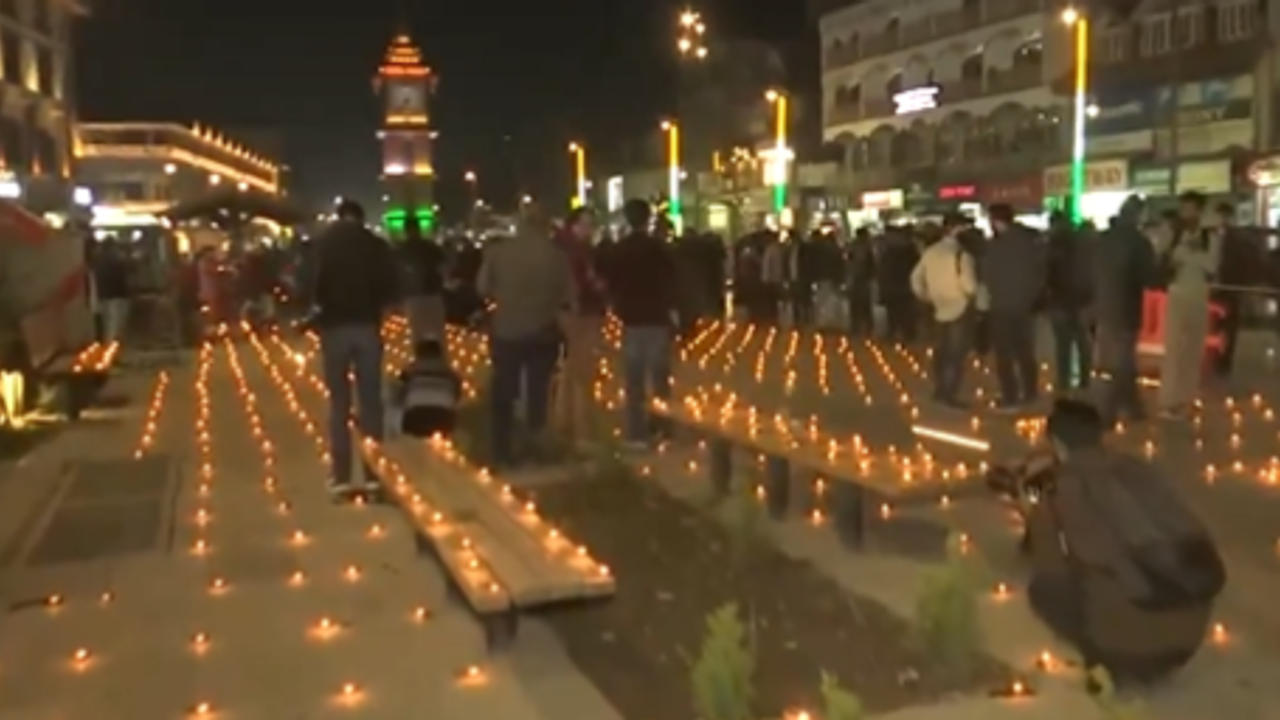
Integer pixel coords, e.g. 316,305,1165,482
819,670,865,720
1090,667,1149,720
690,603,756,720
913,533,983,678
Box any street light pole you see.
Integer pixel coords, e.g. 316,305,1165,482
1063,7,1088,225
662,120,683,235
766,89,790,217
568,142,587,209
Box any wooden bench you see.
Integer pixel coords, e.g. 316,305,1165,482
360,433,615,648
41,341,119,420
650,395,991,549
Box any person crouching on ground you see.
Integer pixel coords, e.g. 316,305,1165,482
396,337,461,438
996,399,1225,687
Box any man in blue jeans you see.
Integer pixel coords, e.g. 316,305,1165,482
607,200,676,448
311,200,398,496
477,205,575,467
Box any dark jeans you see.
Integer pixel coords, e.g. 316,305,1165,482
1050,307,1093,391
847,286,873,338
1095,323,1143,422
931,314,969,403
622,325,672,442
991,310,1038,405
884,296,917,343
490,329,559,466
791,284,813,327
320,324,385,485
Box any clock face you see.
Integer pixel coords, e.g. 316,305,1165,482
388,84,425,116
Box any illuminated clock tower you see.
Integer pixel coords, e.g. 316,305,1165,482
374,32,437,237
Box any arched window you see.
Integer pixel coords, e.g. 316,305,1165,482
848,84,862,107
961,52,983,82
885,72,903,100
1012,38,1043,70
885,17,900,40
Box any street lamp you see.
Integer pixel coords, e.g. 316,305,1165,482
568,142,587,209
765,89,790,216
661,120,683,235
1063,7,1089,225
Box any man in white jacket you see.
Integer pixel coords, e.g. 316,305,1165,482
911,213,978,408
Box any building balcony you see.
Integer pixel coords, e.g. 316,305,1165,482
826,63,1043,129
1052,20,1264,94
822,0,1042,71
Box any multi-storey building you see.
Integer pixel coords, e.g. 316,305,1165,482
0,0,87,212
820,0,1064,221
74,122,283,228
1069,0,1268,223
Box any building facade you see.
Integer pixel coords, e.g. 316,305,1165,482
74,122,282,228
820,0,1064,220
0,0,87,212
819,0,1278,227
1069,0,1268,223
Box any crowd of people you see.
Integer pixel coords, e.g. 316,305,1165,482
301,194,1243,687
731,191,1265,424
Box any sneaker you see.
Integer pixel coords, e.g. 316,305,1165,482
327,479,354,496
357,475,382,493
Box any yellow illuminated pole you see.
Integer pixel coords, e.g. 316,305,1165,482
766,89,789,216
1062,7,1088,225
661,120,683,234
568,142,587,209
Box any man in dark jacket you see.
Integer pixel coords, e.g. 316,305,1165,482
399,215,446,344
609,200,676,448
846,228,876,338
879,228,920,343
1094,195,1155,424
1212,203,1253,377
1046,211,1094,391
986,203,1047,412
312,199,398,496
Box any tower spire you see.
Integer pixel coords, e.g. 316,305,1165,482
393,0,410,35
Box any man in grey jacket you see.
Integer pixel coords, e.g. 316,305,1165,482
985,203,1046,413
477,205,575,467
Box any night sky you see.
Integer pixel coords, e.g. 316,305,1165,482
75,0,810,223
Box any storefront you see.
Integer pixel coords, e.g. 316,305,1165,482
847,188,903,228
1044,159,1129,228
902,182,980,219
1248,155,1280,228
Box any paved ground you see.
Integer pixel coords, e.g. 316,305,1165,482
0,340,618,720
1,318,1277,719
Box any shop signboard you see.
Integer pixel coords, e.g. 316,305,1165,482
1131,166,1172,196
1176,159,1231,195
938,184,978,200
861,189,904,210
893,85,940,115
1044,160,1128,198
981,176,1042,209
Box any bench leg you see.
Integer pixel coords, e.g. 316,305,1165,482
765,455,790,520
832,481,866,549
484,608,519,651
708,437,732,497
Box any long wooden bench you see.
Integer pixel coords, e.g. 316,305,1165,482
650,394,991,548
359,433,615,648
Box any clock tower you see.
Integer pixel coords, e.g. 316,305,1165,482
374,31,437,237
